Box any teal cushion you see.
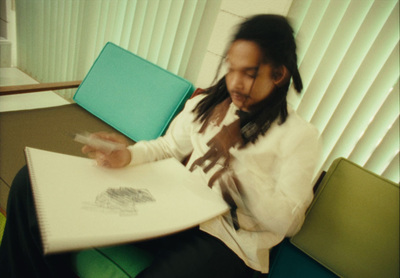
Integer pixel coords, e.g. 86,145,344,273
268,239,338,278
73,42,194,142
71,245,153,278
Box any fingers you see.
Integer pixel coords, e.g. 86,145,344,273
203,155,220,173
82,145,97,157
189,148,215,171
90,132,129,147
80,132,132,168
208,168,226,188
94,152,109,167
189,147,223,173
94,148,132,168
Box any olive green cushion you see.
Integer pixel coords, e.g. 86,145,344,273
291,158,399,277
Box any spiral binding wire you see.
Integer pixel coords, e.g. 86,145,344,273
25,147,51,253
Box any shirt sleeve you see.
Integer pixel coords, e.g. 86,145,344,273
127,95,203,166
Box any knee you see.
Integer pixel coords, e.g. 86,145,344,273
8,165,32,205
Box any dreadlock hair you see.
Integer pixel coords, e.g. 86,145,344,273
193,14,303,145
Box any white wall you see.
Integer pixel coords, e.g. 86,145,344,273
195,0,293,89
0,0,17,67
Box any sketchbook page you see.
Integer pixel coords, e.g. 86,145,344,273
25,147,229,254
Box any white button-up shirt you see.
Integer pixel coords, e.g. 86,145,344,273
128,95,320,273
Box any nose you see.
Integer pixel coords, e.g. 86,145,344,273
228,71,244,91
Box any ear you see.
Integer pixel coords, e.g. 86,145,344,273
272,65,290,87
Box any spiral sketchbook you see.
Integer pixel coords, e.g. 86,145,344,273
25,147,228,254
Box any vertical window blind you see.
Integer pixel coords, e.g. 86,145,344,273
286,0,399,183
15,0,221,99
14,0,399,183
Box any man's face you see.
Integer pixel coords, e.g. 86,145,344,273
225,40,277,112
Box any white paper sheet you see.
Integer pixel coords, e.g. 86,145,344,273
25,147,229,254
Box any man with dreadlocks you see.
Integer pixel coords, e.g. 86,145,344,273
1,14,320,278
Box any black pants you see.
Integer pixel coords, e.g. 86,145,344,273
0,166,255,278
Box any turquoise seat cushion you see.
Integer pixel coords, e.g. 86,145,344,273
71,245,153,278
73,42,194,142
268,239,338,278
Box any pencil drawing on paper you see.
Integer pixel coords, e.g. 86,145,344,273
83,187,156,216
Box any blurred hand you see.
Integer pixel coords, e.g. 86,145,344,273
190,119,243,176
81,132,131,168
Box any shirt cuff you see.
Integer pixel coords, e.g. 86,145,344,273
127,142,148,166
